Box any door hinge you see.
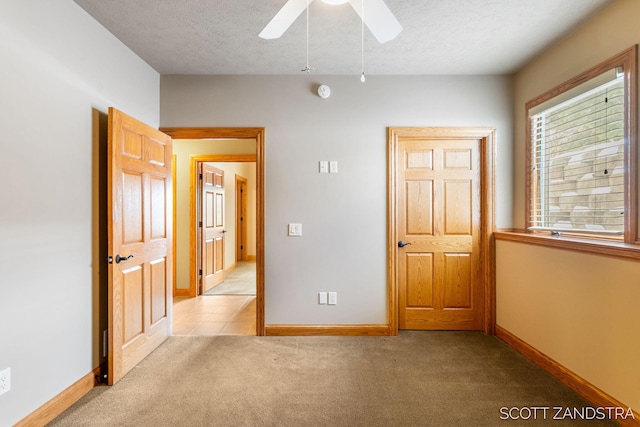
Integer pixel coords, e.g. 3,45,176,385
240,245,243,250
199,173,203,180
199,269,203,276
199,221,203,228
240,217,243,222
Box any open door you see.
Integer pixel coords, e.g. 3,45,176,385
199,163,225,293
107,107,172,384
236,175,248,262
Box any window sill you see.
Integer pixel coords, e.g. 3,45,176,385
494,230,640,262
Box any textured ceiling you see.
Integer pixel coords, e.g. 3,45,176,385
73,0,613,75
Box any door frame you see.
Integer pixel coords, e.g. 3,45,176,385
193,157,252,295
161,127,265,336
387,127,496,336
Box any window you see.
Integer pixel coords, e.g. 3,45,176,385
526,46,637,243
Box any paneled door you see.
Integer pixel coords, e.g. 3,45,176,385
107,108,172,384
200,163,225,293
391,129,489,331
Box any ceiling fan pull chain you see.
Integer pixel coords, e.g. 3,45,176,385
360,0,366,82
301,0,314,73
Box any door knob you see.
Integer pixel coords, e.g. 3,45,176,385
115,254,134,264
398,241,412,248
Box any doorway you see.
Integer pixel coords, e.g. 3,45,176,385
387,127,495,335
195,160,257,298
162,127,265,336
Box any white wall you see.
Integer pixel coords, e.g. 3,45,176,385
0,1,159,425
161,74,514,325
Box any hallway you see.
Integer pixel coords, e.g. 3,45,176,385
172,296,256,336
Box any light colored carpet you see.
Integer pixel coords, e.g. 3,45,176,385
49,332,616,427
204,261,256,296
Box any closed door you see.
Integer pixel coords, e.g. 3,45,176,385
200,163,225,293
394,135,483,330
107,107,172,384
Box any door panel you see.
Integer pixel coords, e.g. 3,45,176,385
444,180,472,235
150,177,166,239
122,172,143,243
443,253,472,308
200,164,225,293
406,181,433,235
150,258,167,324
108,107,172,384
122,265,143,343
396,137,482,330
406,253,433,308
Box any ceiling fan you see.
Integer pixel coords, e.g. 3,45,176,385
259,0,402,44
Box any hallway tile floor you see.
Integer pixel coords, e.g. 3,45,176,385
172,295,256,336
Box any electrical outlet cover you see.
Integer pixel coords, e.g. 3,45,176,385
329,161,338,173
328,292,337,305
0,367,10,396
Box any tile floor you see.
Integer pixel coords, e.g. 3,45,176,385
172,295,256,336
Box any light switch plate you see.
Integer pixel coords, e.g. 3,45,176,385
319,161,329,173
288,223,302,236
318,292,328,304
329,161,338,173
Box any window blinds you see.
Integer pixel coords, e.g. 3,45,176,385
529,70,625,236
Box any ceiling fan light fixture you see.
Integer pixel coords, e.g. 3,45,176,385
322,0,349,5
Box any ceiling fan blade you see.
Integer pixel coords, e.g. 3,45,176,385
259,0,315,40
348,0,402,43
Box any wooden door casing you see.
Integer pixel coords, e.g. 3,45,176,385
108,107,172,384
161,128,264,336
388,127,496,335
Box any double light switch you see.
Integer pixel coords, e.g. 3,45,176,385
319,161,338,174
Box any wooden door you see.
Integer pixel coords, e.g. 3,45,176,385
107,107,172,384
395,137,483,330
236,176,248,262
200,164,225,293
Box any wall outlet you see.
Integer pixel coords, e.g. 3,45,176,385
318,292,328,304
328,292,337,305
0,367,10,396
329,161,338,173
